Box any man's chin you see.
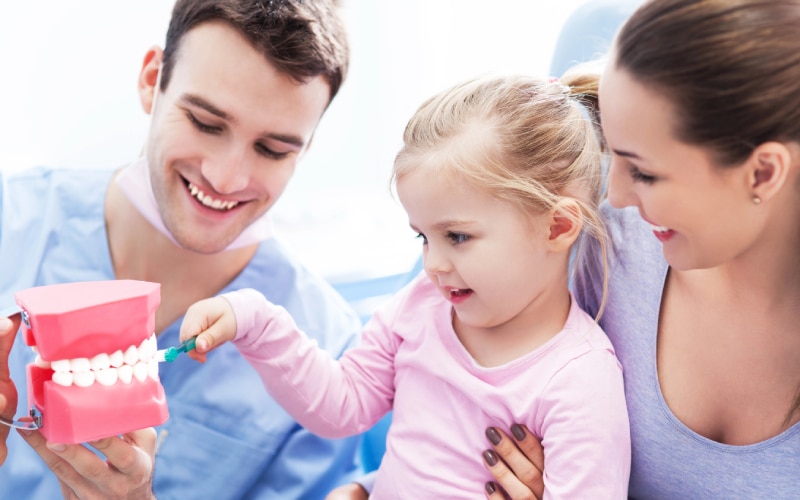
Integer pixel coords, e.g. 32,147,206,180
169,229,242,255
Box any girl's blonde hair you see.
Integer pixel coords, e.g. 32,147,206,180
392,73,609,318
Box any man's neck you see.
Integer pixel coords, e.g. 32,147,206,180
105,175,257,333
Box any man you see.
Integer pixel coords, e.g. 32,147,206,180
0,0,363,498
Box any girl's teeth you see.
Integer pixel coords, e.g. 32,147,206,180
651,224,670,232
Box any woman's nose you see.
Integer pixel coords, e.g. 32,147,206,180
606,157,636,209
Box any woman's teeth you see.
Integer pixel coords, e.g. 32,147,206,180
650,223,670,233
188,183,239,211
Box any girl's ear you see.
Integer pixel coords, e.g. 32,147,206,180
547,198,583,253
138,46,163,115
747,141,792,203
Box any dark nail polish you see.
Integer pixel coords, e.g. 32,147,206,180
483,449,498,466
511,423,526,442
485,481,496,494
485,426,502,445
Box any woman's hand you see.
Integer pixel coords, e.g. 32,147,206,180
483,424,545,499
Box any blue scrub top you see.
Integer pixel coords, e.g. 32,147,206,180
0,166,363,499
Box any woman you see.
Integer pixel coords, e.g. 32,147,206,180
482,0,800,497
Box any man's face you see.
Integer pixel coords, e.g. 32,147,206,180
142,20,331,254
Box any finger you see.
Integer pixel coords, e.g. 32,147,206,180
483,449,539,500
0,314,21,387
0,314,21,465
179,299,235,353
508,424,544,473
186,350,208,363
485,427,543,499
484,481,506,500
92,428,156,477
324,482,369,500
17,429,93,492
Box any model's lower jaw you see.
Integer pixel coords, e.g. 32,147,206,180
27,336,168,444
27,365,168,444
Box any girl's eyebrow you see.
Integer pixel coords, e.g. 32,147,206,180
434,220,474,231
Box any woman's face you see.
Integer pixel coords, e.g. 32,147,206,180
598,65,762,271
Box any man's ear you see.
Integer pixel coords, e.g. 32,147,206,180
138,46,163,115
748,141,792,203
547,198,583,253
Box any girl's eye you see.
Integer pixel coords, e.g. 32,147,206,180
415,233,428,245
447,232,469,244
630,166,657,184
187,112,222,134
255,142,290,160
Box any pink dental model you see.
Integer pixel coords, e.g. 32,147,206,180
14,280,168,444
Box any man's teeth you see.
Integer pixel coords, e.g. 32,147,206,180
35,334,160,387
188,182,239,211
650,224,670,232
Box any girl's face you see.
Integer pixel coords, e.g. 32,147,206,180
599,65,762,270
396,163,569,335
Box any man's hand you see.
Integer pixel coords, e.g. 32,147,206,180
0,314,21,466
17,427,158,500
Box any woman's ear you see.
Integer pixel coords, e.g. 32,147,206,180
547,198,583,253
748,141,792,203
138,46,163,115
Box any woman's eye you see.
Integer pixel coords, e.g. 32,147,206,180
630,166,657,184
447,232,469,244
187,112,222,134
415,233,428,245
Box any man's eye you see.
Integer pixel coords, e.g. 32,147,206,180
448,232,469,244
187,112,222,134
255,143,290,160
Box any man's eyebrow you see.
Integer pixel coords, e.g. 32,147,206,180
180,93,306,148
181,93,231,121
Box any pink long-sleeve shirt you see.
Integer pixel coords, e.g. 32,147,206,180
225,273,630,499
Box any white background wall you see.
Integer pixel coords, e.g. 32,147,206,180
0,1,594,282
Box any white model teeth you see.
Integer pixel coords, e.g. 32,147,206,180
37,334,160,387
650,224,670,232
188,182,239,211
90,353,110,371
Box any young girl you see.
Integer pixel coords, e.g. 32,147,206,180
180,74,630,498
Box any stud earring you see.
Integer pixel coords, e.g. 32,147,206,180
753,195,762,204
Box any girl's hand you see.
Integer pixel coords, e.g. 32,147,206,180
483,424,545,499
179,297,237,363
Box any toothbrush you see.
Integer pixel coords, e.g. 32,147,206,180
155,337,197,362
